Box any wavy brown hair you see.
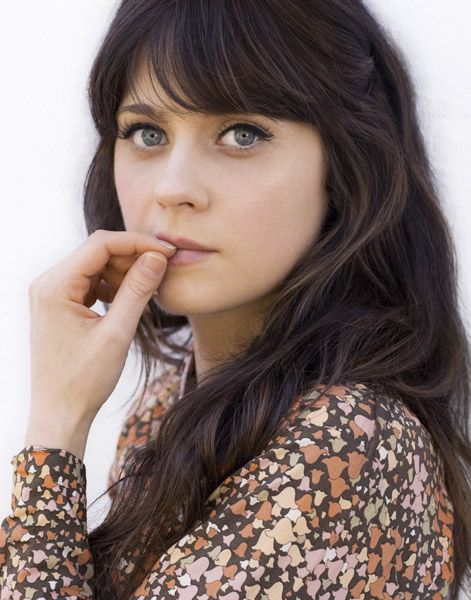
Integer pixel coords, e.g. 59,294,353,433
83,0,471,597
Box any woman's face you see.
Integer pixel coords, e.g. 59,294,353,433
114,67,328,319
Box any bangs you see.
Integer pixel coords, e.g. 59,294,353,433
118,1,313,123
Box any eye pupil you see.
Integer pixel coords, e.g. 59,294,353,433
142,128,161,146
234,129,255,147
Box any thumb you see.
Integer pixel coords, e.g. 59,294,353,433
104,251,167,342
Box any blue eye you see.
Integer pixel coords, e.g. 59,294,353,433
216,122,274,152
116,123,163,147
116,120,275,153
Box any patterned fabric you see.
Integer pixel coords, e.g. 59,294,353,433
0,339,455,599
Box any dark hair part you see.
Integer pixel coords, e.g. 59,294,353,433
83,1,471,597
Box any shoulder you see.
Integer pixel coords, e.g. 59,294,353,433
206,383,382,509
267,382,381,479
281,382,447,483
218,382,448,513
282,381,437,463
278,382,454,536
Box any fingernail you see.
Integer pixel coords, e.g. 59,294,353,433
158,240,178,250
143,252,165,274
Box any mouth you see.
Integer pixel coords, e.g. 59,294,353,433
155,232,215,253
168,248,216,266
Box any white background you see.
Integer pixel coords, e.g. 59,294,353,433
0,1,470,594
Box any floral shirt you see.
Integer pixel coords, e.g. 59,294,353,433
0,342,455,598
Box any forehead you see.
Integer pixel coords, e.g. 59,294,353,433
117,58,281,126
118,50,278,122
116,53,317,139
119,57,193,116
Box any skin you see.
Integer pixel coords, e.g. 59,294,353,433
114,62,328,383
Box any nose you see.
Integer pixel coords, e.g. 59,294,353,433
153,143,210,211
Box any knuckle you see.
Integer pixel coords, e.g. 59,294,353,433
28,281,37,301
36,282,52,300
28,276,42,296
28,279,51,303
28,266,57,300
90,229,106,240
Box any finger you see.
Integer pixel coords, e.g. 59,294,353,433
83,257,133,307
103,251,168,344
84,279,116,307
100,253,155,298
76,231,176,277
101,262,133,291
53,231,176,303
106,253,140,274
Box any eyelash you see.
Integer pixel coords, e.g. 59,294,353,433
116,120,275,154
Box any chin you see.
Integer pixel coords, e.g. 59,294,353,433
154,291,224,317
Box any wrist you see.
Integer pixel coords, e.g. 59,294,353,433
24,408,95,461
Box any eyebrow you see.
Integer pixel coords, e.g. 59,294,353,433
116,103,174,120
116,102,280,125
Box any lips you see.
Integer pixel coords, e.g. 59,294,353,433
155,232,214,252
168,248,215,266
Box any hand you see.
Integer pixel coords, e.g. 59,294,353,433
27,229,177,426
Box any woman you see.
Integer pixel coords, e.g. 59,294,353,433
1,0,469,598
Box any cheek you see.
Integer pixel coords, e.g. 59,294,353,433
217,206,297,300
113,152,148,228
228,167,326,272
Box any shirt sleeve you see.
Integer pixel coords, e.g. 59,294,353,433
0,445,94,599
0,371,178,599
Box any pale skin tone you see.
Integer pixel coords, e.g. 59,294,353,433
25,232,177,459
24,63,328,460
114,61,328,383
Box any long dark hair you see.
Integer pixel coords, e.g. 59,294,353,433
83,1,471,597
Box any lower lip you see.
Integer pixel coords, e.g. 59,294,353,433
168,249,215,266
